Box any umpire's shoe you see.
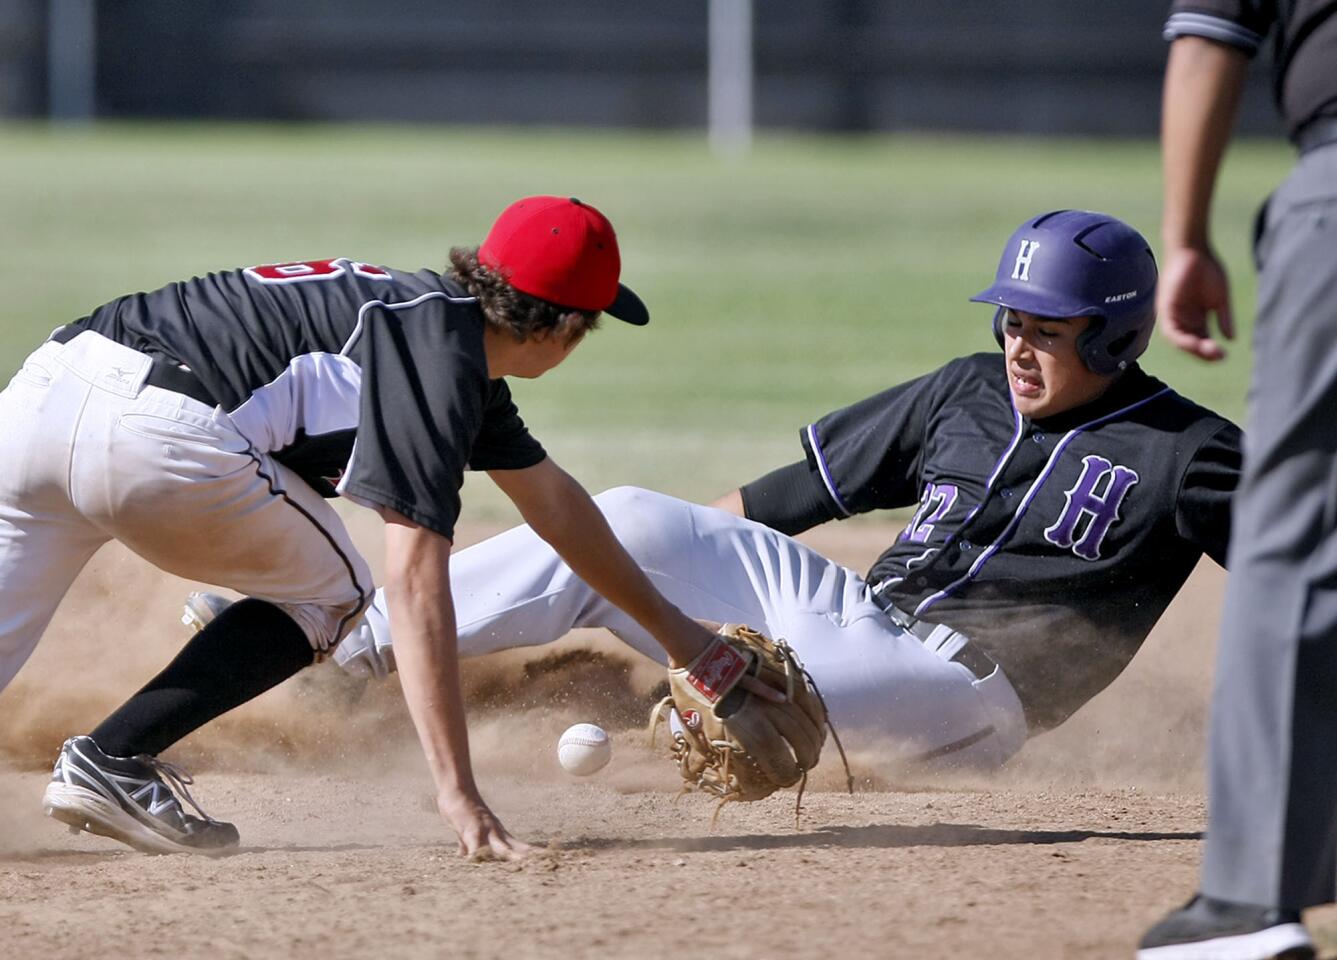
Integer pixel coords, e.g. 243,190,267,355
43,736,239,855
1137,894,1313,960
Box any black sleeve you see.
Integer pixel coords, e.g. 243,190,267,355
1175,419,1243,567
337,305,485,540
739,460,840,535
467,380,547,471
1163,1,1276,56
800,365,947,517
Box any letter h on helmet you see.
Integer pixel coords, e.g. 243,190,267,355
971,210,1159,375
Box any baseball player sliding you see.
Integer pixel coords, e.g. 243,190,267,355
1,196,744,860
215,210,1242,773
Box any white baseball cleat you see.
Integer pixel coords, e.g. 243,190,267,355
44,736,239,855
181,591,233,632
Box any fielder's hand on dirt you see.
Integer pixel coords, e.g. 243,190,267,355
437,791,533,861
649,624,848,823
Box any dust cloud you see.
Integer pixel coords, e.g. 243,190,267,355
0,523,1224,801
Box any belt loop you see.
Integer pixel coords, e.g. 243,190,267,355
145,363,215,408
871,585,917,631
886,604,917,632
47,323,84,345
873,591,997,681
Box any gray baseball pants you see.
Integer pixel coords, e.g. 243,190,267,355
1201,141,1337,908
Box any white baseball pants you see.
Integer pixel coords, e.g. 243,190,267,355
0,332,372,695
338,486,1027,770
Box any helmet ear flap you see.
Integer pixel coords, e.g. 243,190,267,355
1077,315,1141,375
1076,314,1108,373
1003,311,1129,375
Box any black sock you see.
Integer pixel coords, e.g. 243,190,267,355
90,599,315,757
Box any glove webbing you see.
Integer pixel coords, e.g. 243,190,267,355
648,644,854,828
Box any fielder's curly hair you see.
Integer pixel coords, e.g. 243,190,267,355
448,246,601,345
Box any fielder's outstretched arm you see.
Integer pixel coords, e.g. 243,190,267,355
382,510,531,861
488,458,715,667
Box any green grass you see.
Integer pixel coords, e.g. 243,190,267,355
0,123,1290,520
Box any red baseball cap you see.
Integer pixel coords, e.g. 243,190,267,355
478,195,648,325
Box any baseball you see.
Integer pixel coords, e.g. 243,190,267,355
557,723,611,776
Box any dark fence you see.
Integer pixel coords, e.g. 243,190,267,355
2,0,1282,135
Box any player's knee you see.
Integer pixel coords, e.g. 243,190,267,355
593,486,660,534
593,486,691,571
592,484,656,512
273,589,369,656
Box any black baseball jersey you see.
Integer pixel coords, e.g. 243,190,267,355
1164,1,1337,139
73,258,546,540
742,353,1241,732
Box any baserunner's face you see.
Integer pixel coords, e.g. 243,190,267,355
1002,310,1116,418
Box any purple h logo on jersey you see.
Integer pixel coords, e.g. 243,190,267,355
1044,455,1139,560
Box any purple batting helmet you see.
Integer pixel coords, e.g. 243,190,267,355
971,210,1158,375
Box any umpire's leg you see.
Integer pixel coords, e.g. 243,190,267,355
1201,151,1337,908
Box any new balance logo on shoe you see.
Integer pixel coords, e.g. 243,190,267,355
131,779,180,819
43,736,239,855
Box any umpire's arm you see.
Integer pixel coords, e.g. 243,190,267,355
1159,35,1251,360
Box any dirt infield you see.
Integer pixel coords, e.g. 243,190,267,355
2,519,1335,959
